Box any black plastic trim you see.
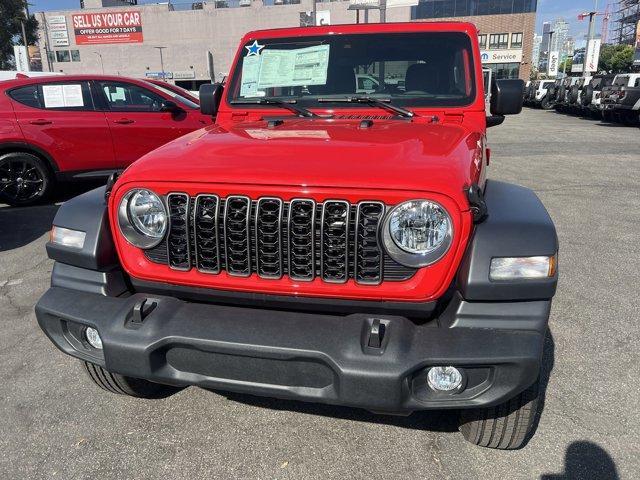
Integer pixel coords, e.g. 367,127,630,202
0,141,60,171
46,186,118,271
36,286,548,413
457,180,558,301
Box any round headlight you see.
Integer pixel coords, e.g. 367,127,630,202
382,200,452,268
118,189,167,249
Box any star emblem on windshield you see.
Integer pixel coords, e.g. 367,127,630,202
245,40,264,56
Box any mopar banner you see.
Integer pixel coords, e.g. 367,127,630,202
72,11,143,45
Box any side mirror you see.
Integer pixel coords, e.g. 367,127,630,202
490,79,524,116
160,100,181,113
199,83,223,117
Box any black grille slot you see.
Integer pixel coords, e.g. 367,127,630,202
193,195,220,273
288,199,316,281
144,195,418,283
167,193,190,270
321,200,349,283
355,202,384,284
256,198,283,278
224,196,251,276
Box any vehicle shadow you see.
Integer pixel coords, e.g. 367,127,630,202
540,441,620,480
212,329,555,438
0,181,101,252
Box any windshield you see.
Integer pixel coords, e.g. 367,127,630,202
228,32,476,109
143,81,199,109
613,76,629,87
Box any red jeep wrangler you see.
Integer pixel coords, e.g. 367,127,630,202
36,22,558,449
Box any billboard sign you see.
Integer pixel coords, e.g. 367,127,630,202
585,38,601,72
47,14,69,47
548,51,559,77
72,11,143,45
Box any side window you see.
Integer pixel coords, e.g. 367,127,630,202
9,82,94,110
98,81,165,112
39,82,95,111
8,85,42,109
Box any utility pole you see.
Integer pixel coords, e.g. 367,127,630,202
312,0,316,25
154,46,167,81
20,1,30,68
581,0,599,75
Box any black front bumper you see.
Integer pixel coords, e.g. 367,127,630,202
36,284,549,414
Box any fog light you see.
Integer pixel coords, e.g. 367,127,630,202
85,327,103,350
427,366,462,392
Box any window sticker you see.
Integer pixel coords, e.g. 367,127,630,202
240,55,261,97
245,40,264,57
42,84,84,108
257,44,330,89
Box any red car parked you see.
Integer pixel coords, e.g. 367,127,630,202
0,75,212,206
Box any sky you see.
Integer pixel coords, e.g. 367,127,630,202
29,0,607,42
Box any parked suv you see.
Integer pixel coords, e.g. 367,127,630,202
531,80,556,110
601,73,640,125
36,23,558,449
0,75,213,206
580,74,616,118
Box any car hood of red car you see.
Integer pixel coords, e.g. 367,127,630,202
121,118,481,208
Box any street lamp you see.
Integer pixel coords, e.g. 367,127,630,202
154,46,167,81
93,51,104,74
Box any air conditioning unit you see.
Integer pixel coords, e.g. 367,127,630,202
239,0,251,6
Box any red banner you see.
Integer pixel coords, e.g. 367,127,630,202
72,11,143,45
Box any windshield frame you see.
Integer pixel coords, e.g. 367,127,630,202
224,31,479,112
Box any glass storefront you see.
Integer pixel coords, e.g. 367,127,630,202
412,0,537,19
484,62,520,79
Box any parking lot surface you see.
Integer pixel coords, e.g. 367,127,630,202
1,109,639,479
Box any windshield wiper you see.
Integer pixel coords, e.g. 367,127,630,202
317,96,415,118
230,98,317,118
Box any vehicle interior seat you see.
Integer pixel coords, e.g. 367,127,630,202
308,65,356,95
404,63,442,94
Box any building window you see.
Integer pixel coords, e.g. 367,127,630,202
411,0,538,20
71,50,81,62
511,32,523,49
489,33,509,50
478,34,487,48
55,50,70,62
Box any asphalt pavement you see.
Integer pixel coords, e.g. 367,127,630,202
1,108,638,479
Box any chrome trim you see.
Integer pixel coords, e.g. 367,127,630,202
117,189,167,250
193,193,220,274
287,198,316,282
166,192,191,271
354,201,385,285
381,199,453,268
255,197,283,279
223,195,251,277
320,199,350,284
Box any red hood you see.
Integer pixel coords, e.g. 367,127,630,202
119,118,482,209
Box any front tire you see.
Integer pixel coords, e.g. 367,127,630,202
541,96,554,110
83,361,180,399
0,152,54,206
458,379,540,449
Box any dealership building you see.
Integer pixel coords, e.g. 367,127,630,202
36,0,538,88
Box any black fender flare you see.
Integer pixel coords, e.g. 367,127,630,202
456,180,559,301
0,141,60,172
46,186,118,271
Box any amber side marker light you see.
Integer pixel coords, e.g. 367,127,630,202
489,254,557,281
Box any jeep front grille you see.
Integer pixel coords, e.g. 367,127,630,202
146,195,416,284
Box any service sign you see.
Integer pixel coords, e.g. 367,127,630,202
72,11,143,45
480,49,523,64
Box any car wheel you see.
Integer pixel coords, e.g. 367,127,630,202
0,152,53,206
459,378,540,449
541,96,553,110
83,361,181,399
602,111,614,123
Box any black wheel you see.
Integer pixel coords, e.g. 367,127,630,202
459,379,540,449
82,361,181,399
621,112,640,126
541,96,554,110
602,110,614,123
0,152,53,206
